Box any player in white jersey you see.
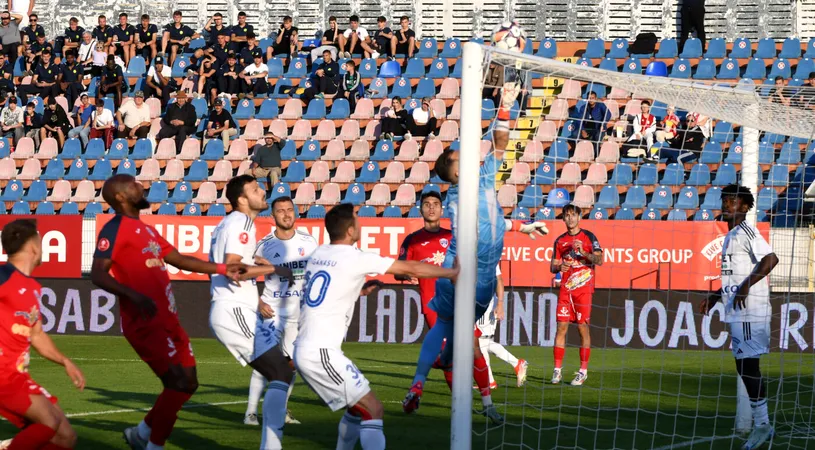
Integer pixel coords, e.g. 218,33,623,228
700,184,778,450
244,196,318,426
476,265,527,388
294,204,459,450
208,175,295,450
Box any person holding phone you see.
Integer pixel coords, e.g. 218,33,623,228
405,98,437,139
270,15,299,58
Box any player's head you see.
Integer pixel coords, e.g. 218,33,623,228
325,203,359,244
434,149,459,184
271,196,296,231
562,204,582,230
420,191,442,224
721,184,754,223
2,219,41,267
226,175,268,214
102,174,149,214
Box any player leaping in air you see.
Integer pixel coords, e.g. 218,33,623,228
700,184,778,450
550,204,603,386
91,174,245,450
0,219,85,450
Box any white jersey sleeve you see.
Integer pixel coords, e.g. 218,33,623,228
721,222,773,323
256,230,319,322
209,212,259,308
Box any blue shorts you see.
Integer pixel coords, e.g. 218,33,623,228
428,277,495,321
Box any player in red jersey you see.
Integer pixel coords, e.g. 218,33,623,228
550,204,603,387
0,219,85,450
395,191,452,328
90,174,244,450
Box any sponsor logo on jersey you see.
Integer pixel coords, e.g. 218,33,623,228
143,241,165,269
14,306,39,326
558,306,570,317
564,268,592,291
16,350,29,373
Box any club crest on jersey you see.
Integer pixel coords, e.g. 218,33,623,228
239,232,249,245
440,238,449,249
97,238,110,252
298,247,305,256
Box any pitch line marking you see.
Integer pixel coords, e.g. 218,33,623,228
652,434,737,450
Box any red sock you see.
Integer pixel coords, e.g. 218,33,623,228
9,423,56,450
147,389,193,446
442,369,453,391
553,346,565,369
579,347,591,371
473,356,491,397
42,444,72,450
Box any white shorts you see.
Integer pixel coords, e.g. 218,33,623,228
293,346,370,412
729,321,770,360
254,316,296,359
209,300,258,366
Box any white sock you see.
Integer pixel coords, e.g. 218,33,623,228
137,420,151,441
286,372,296,405
260,381,288,450
336,411,361,450
478,340,495,384
488,341,519,367
246,370,267,416
359,419,386,450
146,444,163,450
751,398,770,427
481,394,493,408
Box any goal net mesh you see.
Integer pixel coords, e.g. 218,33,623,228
463,43,815,450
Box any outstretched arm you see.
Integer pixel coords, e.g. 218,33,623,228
164,249,244,281
387,259,458,280
30,321,85,390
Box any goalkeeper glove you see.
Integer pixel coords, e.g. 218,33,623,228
505,220,549,239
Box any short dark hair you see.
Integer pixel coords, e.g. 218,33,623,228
238,11,247,17
141,14,149,20
588,91,597,98
29,13,37,19
2,219,38,257
213,12,222,18
325,203,356,241
225,175,256,209
98,14,106,20
434,149,457,183
377,16,386,22
721,184,755,210
283,15,292,22
392,96,401,103
70,17,78,22
345,59,356,68
271,196,294,211
400,15,410,22
119,13,127,18
173,10,182,16
247,32,256,40
562,204,582,217
420,191,441,204
65,49,76,58
328,15,337,22
641,100,651,107
349,14,360,22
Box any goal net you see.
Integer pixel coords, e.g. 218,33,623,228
451,41,815,450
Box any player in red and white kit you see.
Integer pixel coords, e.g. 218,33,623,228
550,204,603,386
90,174,244,450
0,219,85,450
395,191,451,328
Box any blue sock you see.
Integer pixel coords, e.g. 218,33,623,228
412,319,452,385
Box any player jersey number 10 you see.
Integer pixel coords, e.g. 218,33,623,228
303,270,331,308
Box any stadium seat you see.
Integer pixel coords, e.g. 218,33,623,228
758,141,775,164
573,185,595,209
116,158,137,176
202,139,225,161
403,58,425,79
655,38,678,59
510,206,530,220
795,58,815,79
621,186,647,209
700,37,725,58
284,57,308,78
506,162,531,186
595,186,620,209
536,38,557,58
712,163,738,185
290,120,313,141
417,38,438,58
358,58,377,78
64,158,89,181
699,187,722,211
296,139,320,161
367,78,388,98
60,202,80,215
332,161,356,183
754,38,777,59
0,180,24,202
768,58,792,80
778,141,802,165
718,58,740,79
730,37,752,59
380,161,405,184
256,99,279,120
667,209,688,221
315,183,341,206
270,79,294,99
182,203,202,216
622,58,642,75
685,164,711,186
365,184,390,206
392,184,416,206
350,99,374,120
584,163,608,186
679,38,703,58
545,138,570,162
234,98,256,121
10,201,30,214
168,181,193,204
612,207,633,220
304,161,330,183
356,161,381,184
358,205,377,217
59,138,82,161
518,185,544,208
413,78,436,100
588,207,607,220
608,164,633,186
184,159,209,182
171,55,192,78
756,186,778,211
324,99,350,121
765,165,789,187
599,57,618,72
23,180,47,203
371,140,395,161
156,202,176,215
743,58,766,80
347,140,369,161
635,164,658,186
128,139,151,161
584,38,605,59
724,141,744,164
81,202,103,217
545,188,570,208
427,58,449,79
106,138,128,160
497,185,518,208
693,58,716,80
40,159,64,181
670,58,692,78
675,186,700,210
535,207,556,221
691,209,713,221
661,163,685,186
382,206,403,218
378,60,402,79
641,208,661,220
557,163,582,185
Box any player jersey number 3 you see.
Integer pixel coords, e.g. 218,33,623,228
303,270,331,308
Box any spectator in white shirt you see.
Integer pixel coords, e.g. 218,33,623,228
338,14,375,58
145,55,174,108
115,91,151,139
88,101,114,145
239,54,268,98
0,96,24,144
405,98,437,140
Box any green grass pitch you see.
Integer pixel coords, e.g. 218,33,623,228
3,336,813,449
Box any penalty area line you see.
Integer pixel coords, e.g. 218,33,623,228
652,434,737,450
65,400,250,418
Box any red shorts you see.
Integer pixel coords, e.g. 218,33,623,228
556,289,593,324
124,322,196,377
0,372,58,428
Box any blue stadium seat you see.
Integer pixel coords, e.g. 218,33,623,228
108,139,129,160
382,205,403,218
302,99,326,120
299,140,321,161
168,182,193,204
545,188,571,208
532,162,556,185
201,139,225,160
156,202,175,215
635,163,658,186
679,38,703,58
724,141,743,164
342,183,366,205
420,184,441,198
598,57,618,72
187,38,206,52
699,142,723,164
265,58,283,78
0,180,24,202
185,160,209,182
717,58,740,79
583,83,607,99
794,58,814,79
40,159,64,181
481,99,496,120
615,208,635,220
378,60,401,79
621,186,646,208
693,209,714,221
145,181,168,204
279,140,297,160
763,132,786,145
10,201,30,215
700,187,722,210
693,58,716,80
416,38,438,58
403,58,425,79
270,78,294,99
284,57,308,78
757,187,778,211
730,37,752,59
754,38,777,59
356,58,376,78
765,165,789,187
171,55,191,78
661,163,685,186
778,142,802,165
233,99,255,120
371,140,394,161
758,141,775,164
439,38,462,58
712,163,738,186
621,58,642,75
116,158,137,176
388,77,412,99
23,180,47,202
60,138,82,160
675,186,700,209
641,208,661,221
587,207,607,220
670,58,692,78
87,158,112,181
536,38,558,58
324,98,349,120
511,206,531,220
367,78,388,98
269,183,291,202
60,202,79,215
356,161,380,183
655,38,678,59
575,57,594,68
191,98,208,118
83,138,106,160
535,207,556,221
712,122,734,143
257,99,279,120
545,138,569,162
595,186,620,209
649,186,674,209
703,38,726,59
667,209,688,221
281,160,305,183
518,185,544,208
584,38,605,59
81,202,103,217
413,78,436,99
608,164,633,186
129,139,152,161
182,203,201,216
743,58,766,80
608,38,629,58
427,58,449,79
450,61,462,79
686,164,711,186
358,205,377,217
125,56,146,78
768,58,792,80
64,158,89,180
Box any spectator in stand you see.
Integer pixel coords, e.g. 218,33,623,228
656,105,680,144
204,13,230,47
381,96,408,140
67,92,93,145
239,32,262,66
687,110,711,141
156,90,196,149
198,54,217,104
20,13,43,48
678,0,705,55
8,0,32,27
482,61,503,107
217,52,243,99
208,33,234,70
204,97,236,151
100,54,124,109
270,15,299,58
369,16,395,60
624,100,657,158
0,11,23,64
23,101,42,146
240,53,268,99
88,100,114,146
337,59,361,112
312,15,340,61
338,15,374,59
135,14,158,62
89,40,107,77
572,92,610,144
246,132,284,183
112,13,136,64
230,11,253,52
0,53,13,98
40,96,70,147
161,10,198,67
769,76,791,106
405,98,437,139
59,50,83,107
0,96,23,145
24,32,51,72
145,55,174,108
301,49,338,106
62,17,84,54
18,48,60,105
78,31,97,75
93,15,114,52
662,114,705,163
115,91,151,139
393,16,416,59
795,74,815,110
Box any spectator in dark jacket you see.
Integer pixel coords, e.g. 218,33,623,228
40,96,71,147
301,49,340,106
156,91,197,148
247,132,285,183
381,96,408,140
23,101,43,146
338,59,362,112
572,92,610,143
100,54,124,109
661,115,706,163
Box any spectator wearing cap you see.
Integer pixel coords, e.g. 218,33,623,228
21,13,43,48
0,96,23,145
270,15,299,58
88,100,114,147
405,97,437,139
115,91,151,139
217,52,243,98
135,14,158,62
92,15,114,51
247,132,285,183
161,10,199,67
0,11,23,63
203,13,230,48
230,11,254,53
24,32,51,72
156,90,196,149
240,53,268,98
208,33,234,68
0,53,13,99
18,48,60,105
100,54,124,109
67,93,93,145
62,17,84,54
145,55,174,108
301,49,339,106
59,50,83,107
239,32,263,67
23,101,42,146
78,31,98,75
204,98,237,152
338,14,373,59
40,96,70,147
112,13,136,65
